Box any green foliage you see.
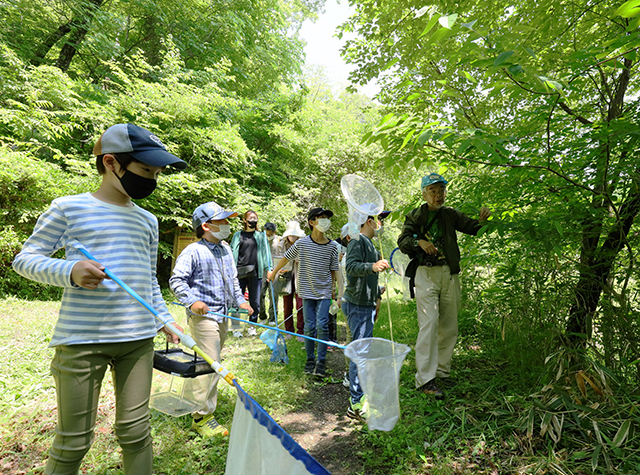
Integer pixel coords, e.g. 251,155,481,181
0,147,94,298
344,0,640,376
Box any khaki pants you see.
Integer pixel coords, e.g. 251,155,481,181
46,338,154,475
414,265,460,388
187,316,228,417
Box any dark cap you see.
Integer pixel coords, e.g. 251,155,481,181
263,222,276,231
307,207,334,221
93,124,187,170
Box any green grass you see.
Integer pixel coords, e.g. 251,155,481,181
1,295,639,474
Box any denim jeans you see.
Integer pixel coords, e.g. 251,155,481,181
343,300,375,404
302,298,330,362
239,274,262,323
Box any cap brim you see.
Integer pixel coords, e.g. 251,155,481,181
215,210,238,220
130,149,187,170
379,211,391,219
309,209,334,219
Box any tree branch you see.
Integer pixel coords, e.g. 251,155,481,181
557,101,593,125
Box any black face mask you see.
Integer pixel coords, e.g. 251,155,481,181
247,220,258,229
116,168,157,199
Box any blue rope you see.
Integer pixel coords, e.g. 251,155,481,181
171,302,346,350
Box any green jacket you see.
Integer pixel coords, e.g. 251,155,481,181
344,234,381,307
230,230,273,276
397,204,482,275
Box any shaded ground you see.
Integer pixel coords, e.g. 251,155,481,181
278,348,366,475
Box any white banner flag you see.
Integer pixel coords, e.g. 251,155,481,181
225,382,330,475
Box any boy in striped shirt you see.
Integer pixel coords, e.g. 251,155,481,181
12,124,186,475
268,207,340,377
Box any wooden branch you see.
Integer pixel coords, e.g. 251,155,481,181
557,101,593,125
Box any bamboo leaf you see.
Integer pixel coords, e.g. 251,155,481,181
612,420,631,447
581,372,604,396
575,371,587,398
591,444,601,471
540,412,552,436
526,407,535,438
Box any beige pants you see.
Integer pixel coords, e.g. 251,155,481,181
187,316,228,417
46,338,154,475
414,265,461,388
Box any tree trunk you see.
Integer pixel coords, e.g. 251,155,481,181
56,27,92,72
30,23,72,66
54,0,105,72
566,170,640,343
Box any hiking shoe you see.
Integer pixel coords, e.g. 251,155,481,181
304,359,316,374
296,336,304,343
247,326,257,336
342,372,350,388
419,379,444,400
192,415,228,437
313,360,326,378
232,330,243,338
346,398,368,421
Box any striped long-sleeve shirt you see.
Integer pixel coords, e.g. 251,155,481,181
284,235,339,300
12,193,173,347
169,239,246,323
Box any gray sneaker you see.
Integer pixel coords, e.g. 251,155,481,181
313,360,326,378
304,359,315,374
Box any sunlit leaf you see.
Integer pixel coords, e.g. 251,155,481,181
438,13,458,29
417,15,439,40
415,6,430,18
614,0,640,18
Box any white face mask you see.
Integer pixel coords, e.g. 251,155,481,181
267,234,275,242
212,224,231,240
315,218,331,232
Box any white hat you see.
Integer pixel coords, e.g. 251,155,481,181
341,222,360,241
282,221,305,238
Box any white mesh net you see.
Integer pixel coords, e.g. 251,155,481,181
341,174,384,239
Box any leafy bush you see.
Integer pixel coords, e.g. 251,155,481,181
0,147,95,298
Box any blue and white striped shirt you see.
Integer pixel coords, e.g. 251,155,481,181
12,193,173,347
169,239,246,322
284,235,339,300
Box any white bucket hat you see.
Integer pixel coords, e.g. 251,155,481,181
282,221,305,238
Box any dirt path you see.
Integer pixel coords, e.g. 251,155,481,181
277,349,365,475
